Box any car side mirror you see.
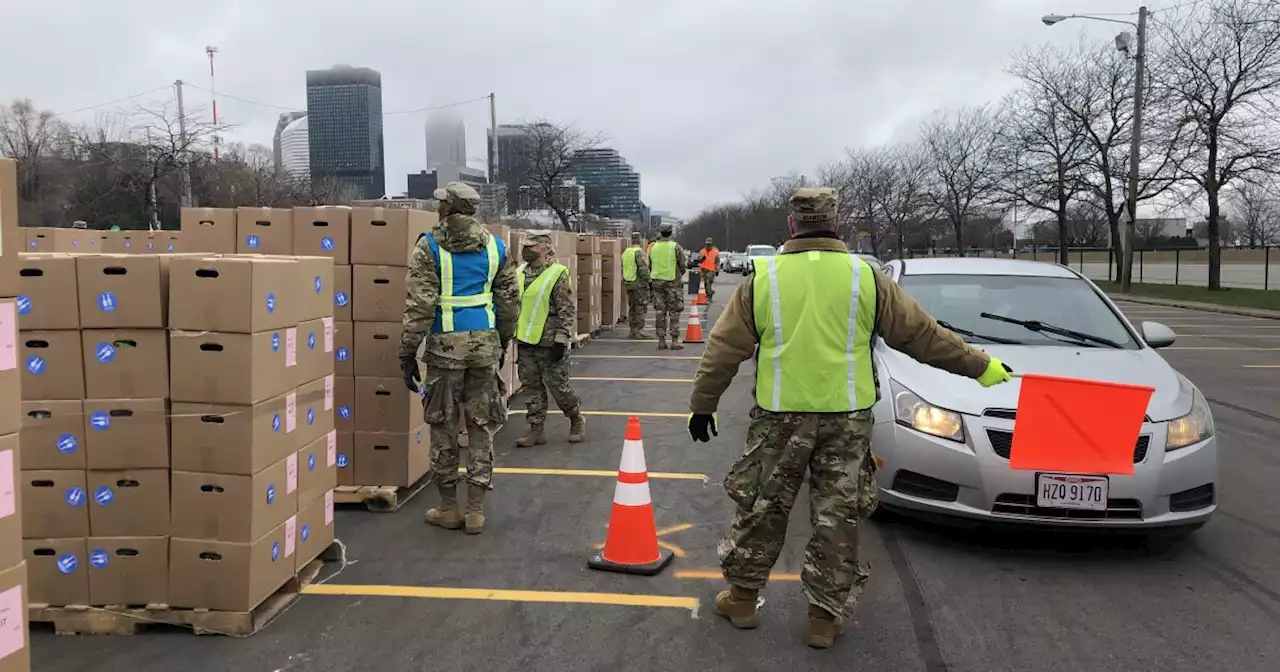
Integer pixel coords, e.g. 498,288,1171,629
1141,321,1176,348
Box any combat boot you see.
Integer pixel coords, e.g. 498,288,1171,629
424,484,463,530
568,414,587,443
714,585,759,629
657,339,669,350
516,424,546,447
464,487,486,535
670,341,685,350
805,604,845,649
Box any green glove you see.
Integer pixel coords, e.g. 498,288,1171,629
977,357,1013,388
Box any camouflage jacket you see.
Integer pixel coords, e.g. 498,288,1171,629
689,235,990,414
520,260,576,347
400,214,519,369
623,245,651,290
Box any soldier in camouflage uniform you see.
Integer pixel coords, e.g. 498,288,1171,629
695,237,720,301
399,182,519,535
688,186,1013,648
513,233,586,446
623,232,651,339
648,223,687,349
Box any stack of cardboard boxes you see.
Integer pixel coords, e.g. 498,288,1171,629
23,227,181,255
576,236,603,335
599,239,623,327
1,158,31,672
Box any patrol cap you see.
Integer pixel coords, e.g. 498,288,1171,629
433,181,483,215
521,233,553,250
789,187,838,223
630,231,642,240
658,222,674,234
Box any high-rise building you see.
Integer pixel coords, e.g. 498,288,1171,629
406,167,488,200
572,148,643,222
488,124,540,213
272,111,307,176
305,65,385,199
279,115,310,178
425,110,467,172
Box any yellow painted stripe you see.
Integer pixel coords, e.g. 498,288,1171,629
675,570,802,582
571,376,695,383
302,584,699,610
573,355,702,360
509,409,690,417
463,466,708,481
656,523,694,536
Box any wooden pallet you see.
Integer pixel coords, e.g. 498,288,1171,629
28,543,340,636
334,471,431,512
572,332,593,348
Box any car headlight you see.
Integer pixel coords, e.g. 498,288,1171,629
891,381,965,442
1166,390,1214,450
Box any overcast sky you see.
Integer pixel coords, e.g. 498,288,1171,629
0,0,1148,219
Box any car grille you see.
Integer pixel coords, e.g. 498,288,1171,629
986,429,1151,463
890,470,960,502
992,494,1143,520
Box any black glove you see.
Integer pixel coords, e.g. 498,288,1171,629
552,342,568,361
689,413,718,442
400,353,420,393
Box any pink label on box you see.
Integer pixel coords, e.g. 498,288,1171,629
323,317,334,353
325,490,334,525
284,515,296,558
0,450,13,519
286,328,297,367
326,431,337,466
286,392,297,433
0,302,15,371
0,584,24,661
286,453,298,494
324,375,334,411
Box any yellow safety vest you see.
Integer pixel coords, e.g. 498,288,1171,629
752,251,877,412
650,240,678,281
622,246,643,282
516,263,569,345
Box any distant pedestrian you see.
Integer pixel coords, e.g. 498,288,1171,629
696,237,720,301
623,232,651,339
648,223,687,350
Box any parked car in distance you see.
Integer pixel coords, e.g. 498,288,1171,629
722,252,747,273
742,244,777,274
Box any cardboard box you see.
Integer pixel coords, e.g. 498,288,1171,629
25,538,88,606
134,231,178,254
576,255,603,275
352,265,406,322
334,376,355,434
602,291,622,328
353,322,402,378
350,208,436,266
171,455,297,542
170,390,297,475
296,376,336,448
335,432,354,486
293,207,351,265
354,376,420,433
21,401,84,470
53,229,105,254
94,232,128,255
26,227,55,252
19,330,84,400
333,265,352,322
181,208,237,253
334,321,353,377
76,254,168,329
297,433,337,507
0,562,30,671
293,256,335,323
87,469,169,536
20,469,87,539
0,160,21,299
168,518,295,612
353,426,429,487
297,318,335,385
0,434,21,569
293,490,334,572
0,300,19,436
15,254,79,329
86,536,168,606
81,329,169,399
168,256,298,333
169,329,295,404
236,207,293,255
576,272,601,298
599,238,621,258
577,235,600,255
82,399,169,469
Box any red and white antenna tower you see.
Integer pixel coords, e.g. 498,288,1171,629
205,45,221,161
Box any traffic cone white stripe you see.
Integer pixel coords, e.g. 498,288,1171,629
619,440,647,473
612,480,653,506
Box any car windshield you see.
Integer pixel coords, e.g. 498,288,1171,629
747,246,776,257
897,274,1138,349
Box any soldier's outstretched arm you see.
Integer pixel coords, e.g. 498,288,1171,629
873,267,989,379
689,278,757,414
550,272,575,345
399,240,439,359
491,255,520,347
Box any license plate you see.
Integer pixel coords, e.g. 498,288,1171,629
1036,473,1108,511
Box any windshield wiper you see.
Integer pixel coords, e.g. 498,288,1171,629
937,320,1026,345
979,313,1124,349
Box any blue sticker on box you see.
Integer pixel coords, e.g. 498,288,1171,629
16,295,31,315
307,453,316,471
334,291,349,307
168,243,175,251
336,453,349,468
66,487,86,507
321,236,335,252
98,291,117,312
271,542,280,562
94,485,115,506
56,433,78,454
314,276,323,293
124,241,132,249
246,234,260,249
266,293,276,313
28,240,36,249
301,524,311,542
271,333,280,352
266,483,276,505
89,549,109,569
308,331,316,350
335,347,350,362
416,430,422,444
95,342,116,363
338,405,351,420
306,408,315,426
89,411,111,431
272,413,281,432
57,554,78,574
26,355,46,375
147,243,155,250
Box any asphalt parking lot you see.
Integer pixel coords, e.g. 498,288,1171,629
32,275,1280,672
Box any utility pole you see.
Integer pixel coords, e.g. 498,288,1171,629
206,46,221,162
488,92,499,185
1121,5,1148,293
175,80,193,210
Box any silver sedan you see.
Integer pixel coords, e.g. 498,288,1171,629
871,258,1217,536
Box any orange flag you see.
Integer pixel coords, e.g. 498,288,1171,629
1009,373,1154,476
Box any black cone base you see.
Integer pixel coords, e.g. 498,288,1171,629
587,548,674,576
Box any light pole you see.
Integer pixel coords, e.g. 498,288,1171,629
1043,6,1147,292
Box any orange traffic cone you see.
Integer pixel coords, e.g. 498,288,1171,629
588,417,673,576
683,301,704,344
693,276,708,306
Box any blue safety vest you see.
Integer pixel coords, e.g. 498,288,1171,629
420,232,506,333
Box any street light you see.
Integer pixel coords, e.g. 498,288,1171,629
1044,6,1148,292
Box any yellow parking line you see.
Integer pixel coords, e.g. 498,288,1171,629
573,355,702,360
571,377,695,383
656,523,695,536
509,409,689,417
302,584,699,610
675,570,802,582
464,466,708,481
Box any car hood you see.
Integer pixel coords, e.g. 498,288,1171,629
877,344,1196,421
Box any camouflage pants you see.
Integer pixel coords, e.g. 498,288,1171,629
718,407,874,619
517,344,581,426
626,284,648,336
420,365,508,490
699,269,716,300
650,280,684,342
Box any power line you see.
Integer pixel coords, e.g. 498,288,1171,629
182,83,488,117
52,85,173,117
383,94,491,116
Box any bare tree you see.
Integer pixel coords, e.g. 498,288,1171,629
1155,0,1280,288
818,149,892,253
0,99,75,225
1064,199,1110,247
504,119,605,230
873,143,936,259
1224,180,1280,246
921,106,999,254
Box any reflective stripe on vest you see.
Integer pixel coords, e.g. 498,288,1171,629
650,240,678,281
752,252,877,412
622,246,642,282
426,232,506,334
516,263,568,344
699,248,719,271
